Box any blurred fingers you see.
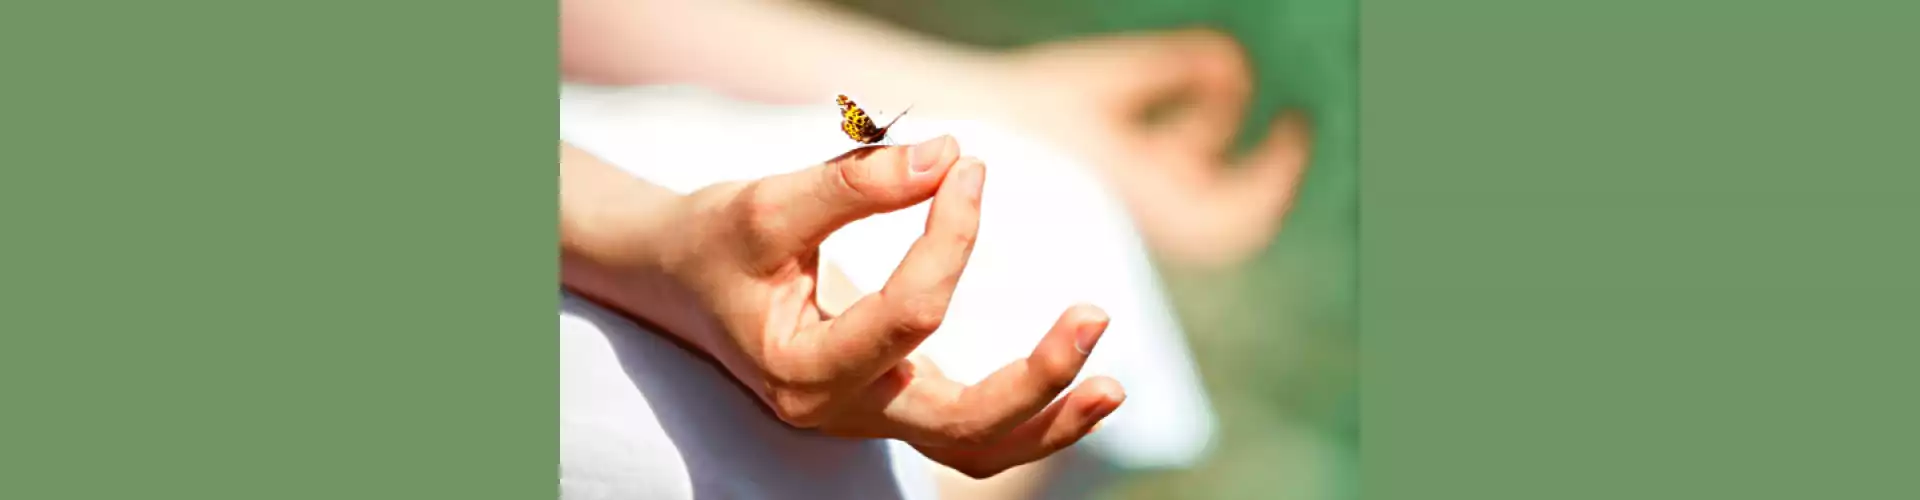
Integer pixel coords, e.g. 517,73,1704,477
1136,110,1314,268
1141,30,1256,157
1217,110,1313,235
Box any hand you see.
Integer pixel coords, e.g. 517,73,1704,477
582,136,1126,478
558,0,1305,267
967,29,1314,268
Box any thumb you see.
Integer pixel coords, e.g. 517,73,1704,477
755,135,960,250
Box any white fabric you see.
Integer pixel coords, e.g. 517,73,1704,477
558,84,1217,496
561,293,939,500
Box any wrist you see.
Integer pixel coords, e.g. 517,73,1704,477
561,179,770,393
560,176,678,276
557,170,756,370
559,143,700,330
559,185,722,356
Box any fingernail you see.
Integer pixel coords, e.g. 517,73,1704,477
909,135,952,174
958,159,986,200
1074,312,1108,355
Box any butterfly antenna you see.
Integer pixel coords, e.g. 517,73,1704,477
879,104,915,131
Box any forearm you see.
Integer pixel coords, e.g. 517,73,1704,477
559,0,1001,110
558,142,719,354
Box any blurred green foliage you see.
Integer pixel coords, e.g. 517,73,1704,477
826,1,1357,498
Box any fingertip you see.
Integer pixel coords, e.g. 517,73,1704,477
908,135,960,177
1080,392,1121,424
1052,304,1109,355
1236,110,1311,172
946,156,986,201
1081,375,1127,405
1067,303,1110,325
1070,307,1109,356
1061,377,1127,425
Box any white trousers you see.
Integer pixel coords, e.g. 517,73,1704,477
558,85,1217,498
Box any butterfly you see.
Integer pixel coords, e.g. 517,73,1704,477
836,94,913,145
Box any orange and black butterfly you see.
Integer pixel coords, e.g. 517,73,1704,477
836,94,912,145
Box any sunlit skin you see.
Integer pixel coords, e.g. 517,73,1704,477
560,0,1313,496
562,0,1313,268
559,138,1125,480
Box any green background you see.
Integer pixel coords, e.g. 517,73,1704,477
3,1,557,498
1363,1,1919,498
5,0,1916,499
828,0,1360,497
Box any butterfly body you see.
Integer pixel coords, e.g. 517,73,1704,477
837,94,911,145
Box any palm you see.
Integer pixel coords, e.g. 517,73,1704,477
754,253,830,343
676,138,1123,479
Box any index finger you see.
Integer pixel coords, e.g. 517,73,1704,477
790,157,987,389
752,135,960,255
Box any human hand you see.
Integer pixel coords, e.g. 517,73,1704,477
561,0,1303,266
594,136,1126,478
962,29,1313,268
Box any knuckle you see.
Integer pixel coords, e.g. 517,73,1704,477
946,227,978,251
762,355,834,393
828,161,890,204
743,192,784,228
1030,356,1078,393
759,355,841,428
943,420,998,447
765,386,831,428
729,183,788,244
895,298,948,336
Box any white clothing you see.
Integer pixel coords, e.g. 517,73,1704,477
558,84,1217,498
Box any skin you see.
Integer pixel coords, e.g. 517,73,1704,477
561,0,1314,268
559,0,1318,495
560,138,1125,479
